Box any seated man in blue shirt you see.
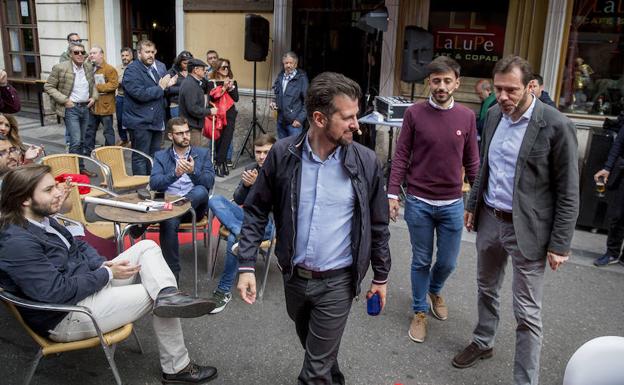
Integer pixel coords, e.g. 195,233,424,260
207,134,276,313
150,117,215,282
0,164,218,384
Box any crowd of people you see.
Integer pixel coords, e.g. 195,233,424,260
0,33,621,385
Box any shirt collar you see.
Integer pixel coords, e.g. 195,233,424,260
27,216,49,230
303,133,341,162
284,69,297,80
504,94,536,124
72,62,84,72
172,145,192,159
428,95,454,110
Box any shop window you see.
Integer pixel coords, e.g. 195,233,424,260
429,0,509,78
560,0,624,116
1,0,40,79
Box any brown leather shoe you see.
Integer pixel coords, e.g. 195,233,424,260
452,342,494,368
408,312,427,343
429,292,448,320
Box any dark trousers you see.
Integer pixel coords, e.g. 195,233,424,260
84,114,115,156
159,185,209,274
215,109,237,164
131,128,163,175
115,96,128,142
606,178,624,257
283,270,353,385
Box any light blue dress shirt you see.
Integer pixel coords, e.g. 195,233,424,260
484,95,536,212
166,147,194,197
293,136,355,271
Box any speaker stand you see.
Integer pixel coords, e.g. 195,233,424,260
234,61,266,169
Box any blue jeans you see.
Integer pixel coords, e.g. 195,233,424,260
208,194,274,293
170,106,179,118
226,142,233,162
130,129,163,175
64,104,90,169
277,118,302,139
115,96,128,141
159,185,209,274
84,114,115,156
404,196,464,313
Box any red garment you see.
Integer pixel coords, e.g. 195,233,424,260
204,85,234,140
55,173,91,194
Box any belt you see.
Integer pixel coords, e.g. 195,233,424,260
294,266,351,280
486,204,513,222
73,101,89,106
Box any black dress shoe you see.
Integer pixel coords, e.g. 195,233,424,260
215,163,225,178
153,290,216,318
223,164,229,176
128,224,147,239
80,169,98,178
162,362,218,384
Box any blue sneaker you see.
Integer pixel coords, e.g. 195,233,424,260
594,254,619,266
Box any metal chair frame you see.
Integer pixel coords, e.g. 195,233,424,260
91,146,153,192
0,288,143,385
207,210,277,300
41,154,113,197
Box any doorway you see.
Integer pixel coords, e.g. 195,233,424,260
291,0,383,104
121,0,176,67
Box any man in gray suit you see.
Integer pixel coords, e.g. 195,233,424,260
452,55,579,385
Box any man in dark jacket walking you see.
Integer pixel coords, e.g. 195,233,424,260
270,52,309,139
179,58,215,147
122,39,177,175
237,72,391,384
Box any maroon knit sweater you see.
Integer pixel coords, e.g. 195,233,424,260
388,100,480,200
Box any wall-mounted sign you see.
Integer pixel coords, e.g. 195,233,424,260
429,1,509,78
183,0,273,12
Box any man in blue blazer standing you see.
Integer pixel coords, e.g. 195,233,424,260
270,51,308,139
150,117,215,282
122,39,177,175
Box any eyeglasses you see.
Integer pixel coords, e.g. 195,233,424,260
220,66,229,70
72,51,86,55
70,39,82,43
0,146,20,157
172,130,191,136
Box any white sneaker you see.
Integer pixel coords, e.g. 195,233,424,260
231,242,239,255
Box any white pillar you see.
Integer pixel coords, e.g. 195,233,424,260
540,0,568,98
175,0,185,55
104,0,122,67
380,0,399,96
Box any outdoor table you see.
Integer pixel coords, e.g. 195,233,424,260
94,193,200,297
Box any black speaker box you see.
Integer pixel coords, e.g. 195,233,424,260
400,26,434,83
244,14,270,62
577,128,619,230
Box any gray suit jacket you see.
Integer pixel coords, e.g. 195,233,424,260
467,98,580,260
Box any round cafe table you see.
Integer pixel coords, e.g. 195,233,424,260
93,193,200,296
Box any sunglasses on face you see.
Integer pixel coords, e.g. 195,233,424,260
72,51,86,55
220,66,229,70
0,146,20,157
70,39,82,43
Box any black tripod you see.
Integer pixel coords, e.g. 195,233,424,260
233,61,266,169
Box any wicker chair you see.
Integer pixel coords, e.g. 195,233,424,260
41,153,111,198
91,146,152,192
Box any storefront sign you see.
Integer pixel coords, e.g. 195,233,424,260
429,1,509,78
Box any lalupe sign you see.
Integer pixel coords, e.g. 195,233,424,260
429,1,509,78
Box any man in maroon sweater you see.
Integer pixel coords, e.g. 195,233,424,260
0,69,21,114
388,56,479,343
